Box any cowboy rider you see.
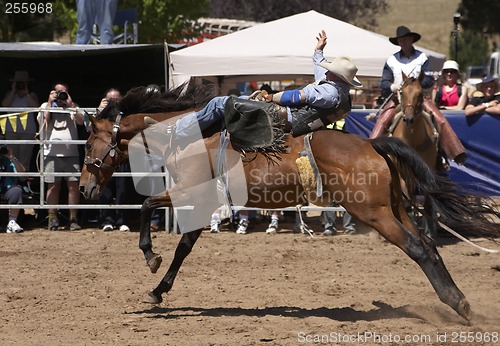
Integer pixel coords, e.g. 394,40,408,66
370,26,466,165
173,30,362,142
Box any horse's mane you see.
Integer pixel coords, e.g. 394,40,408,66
98,81,216,121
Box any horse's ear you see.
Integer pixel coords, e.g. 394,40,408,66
86,111,97,126
402,72,408,81
418,71,424,82
144,116,159,128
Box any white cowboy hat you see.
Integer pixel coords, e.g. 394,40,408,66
9,70,34,82
319,56,363,88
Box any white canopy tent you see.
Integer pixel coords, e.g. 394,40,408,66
169,10,446,92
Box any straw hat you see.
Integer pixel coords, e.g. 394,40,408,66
9,70,33,82
319,56,362,88
389,26,421,45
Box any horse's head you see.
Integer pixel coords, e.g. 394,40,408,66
400,72,424,125
79,82,216,200
79,113,127,200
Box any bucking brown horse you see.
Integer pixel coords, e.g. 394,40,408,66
79,83,499,321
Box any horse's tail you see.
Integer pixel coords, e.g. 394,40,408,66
371,137,499,237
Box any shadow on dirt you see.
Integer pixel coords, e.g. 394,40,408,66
126,300,447,323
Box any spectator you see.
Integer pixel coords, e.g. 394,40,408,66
0,146,25,233
96,88,136,232
1,71,39,170
37,83,84,231
209,209,280,235
464,75,500,117
240,210,281,235
76,0,118,44
264,211,281,234
209,208,223,233
209,209,252,234
322,205,356,236
432,60,468,110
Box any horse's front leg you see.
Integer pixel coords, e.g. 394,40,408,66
139,195,165,273
143,228,203,304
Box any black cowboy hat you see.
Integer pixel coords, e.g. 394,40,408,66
389,26,421,45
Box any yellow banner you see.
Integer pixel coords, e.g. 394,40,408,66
0,117,6,133
8,115,17,132
19,112,28,130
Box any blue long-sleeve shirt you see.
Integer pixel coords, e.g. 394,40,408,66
298,49,350,109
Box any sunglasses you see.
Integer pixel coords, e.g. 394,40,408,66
443,69,458,74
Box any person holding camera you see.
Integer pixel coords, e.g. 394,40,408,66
37,83,85,231
1,71,40,171
0,145,26,233
96,88,136,232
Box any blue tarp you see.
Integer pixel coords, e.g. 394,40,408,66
345,110,500,197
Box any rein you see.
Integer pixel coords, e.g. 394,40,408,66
84,113,123,172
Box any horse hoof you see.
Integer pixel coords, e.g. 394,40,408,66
143,291,162,304
147,254,162,274
456,298,471,321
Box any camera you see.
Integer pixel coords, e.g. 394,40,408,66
453,12,461,25
16,81,26,90
0,146,8,155
56,90,69,102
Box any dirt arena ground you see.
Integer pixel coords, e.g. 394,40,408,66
1,218,500,346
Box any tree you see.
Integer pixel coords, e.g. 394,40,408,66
209,0,389,30
453,0,499,72
452,29,489,70
0,0,211,44
457,0,500,36
119,0,210,43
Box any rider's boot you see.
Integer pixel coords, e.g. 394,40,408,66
423,99,466,164
370,100,398,138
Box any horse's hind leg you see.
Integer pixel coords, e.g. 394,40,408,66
352,199,470,320
143,228,203,304
343,174,470,320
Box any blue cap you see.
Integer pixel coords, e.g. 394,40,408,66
478,75,498,85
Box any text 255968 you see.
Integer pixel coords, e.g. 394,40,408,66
5,2,53,14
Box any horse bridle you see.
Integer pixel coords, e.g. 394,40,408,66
402,103,417,117
84,112,123,173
